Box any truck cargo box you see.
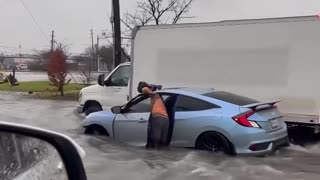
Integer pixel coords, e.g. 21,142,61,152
131,15,320,119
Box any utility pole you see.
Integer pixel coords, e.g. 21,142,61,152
51,31,55,52
112,0,122,67
90,29,94,76
19,45,22,64
96,35,100,72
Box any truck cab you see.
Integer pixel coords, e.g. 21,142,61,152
78,62,131,115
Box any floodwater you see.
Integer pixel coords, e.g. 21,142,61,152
7,71,100,83
1,92,320,180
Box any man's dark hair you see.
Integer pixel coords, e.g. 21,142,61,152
137,81,149,93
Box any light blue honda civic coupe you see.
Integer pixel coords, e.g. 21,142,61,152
81,88,289,155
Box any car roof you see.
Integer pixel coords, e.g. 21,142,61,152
158,87,214,95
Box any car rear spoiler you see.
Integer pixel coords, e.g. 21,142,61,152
241,100,280,110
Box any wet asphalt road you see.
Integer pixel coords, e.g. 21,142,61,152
1,92,320,180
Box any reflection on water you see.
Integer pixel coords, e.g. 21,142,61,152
76,135,320,180
0,132,67,180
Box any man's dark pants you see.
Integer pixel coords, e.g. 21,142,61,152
148,115,169,148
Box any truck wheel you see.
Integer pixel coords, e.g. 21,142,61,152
196,132,233,155
85,105,102,116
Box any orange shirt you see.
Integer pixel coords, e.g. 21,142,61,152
142,87,169,119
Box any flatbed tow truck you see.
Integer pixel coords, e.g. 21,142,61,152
284,114,320,144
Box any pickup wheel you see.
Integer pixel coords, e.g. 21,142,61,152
84,103,102,116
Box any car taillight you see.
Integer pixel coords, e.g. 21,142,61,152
232,110,260,128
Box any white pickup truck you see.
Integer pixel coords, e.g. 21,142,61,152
78,15,320,132
78,62,131,115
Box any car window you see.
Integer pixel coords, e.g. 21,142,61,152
108,65,130,87
125,94,173,113
126,96,151,113
203,91,259,106
160,94,171,102
175,95,220,112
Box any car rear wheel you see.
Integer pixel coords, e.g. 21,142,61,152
85,104,102,116
84,125,109,136
196,132,233,154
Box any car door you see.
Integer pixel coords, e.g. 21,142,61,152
113,95,151,146
171,95,222,147
102,65,130,109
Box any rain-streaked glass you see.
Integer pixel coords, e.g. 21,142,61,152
0,132,68,180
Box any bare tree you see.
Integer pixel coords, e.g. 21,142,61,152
77,70,91,86
71,55,92,86
171,0,194,23
122,9,153,31
119,0,194,52
122,0,194,30
101,0,194,66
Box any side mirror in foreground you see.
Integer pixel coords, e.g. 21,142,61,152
0,121,87,180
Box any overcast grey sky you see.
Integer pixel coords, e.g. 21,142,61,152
1,0,320,54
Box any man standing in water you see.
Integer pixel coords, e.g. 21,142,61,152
138,81,169,149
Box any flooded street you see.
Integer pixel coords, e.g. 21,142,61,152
1,92,320,180
11,71,100,83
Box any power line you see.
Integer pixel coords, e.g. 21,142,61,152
106,0,111,21
101,33,114,46
19,0,50,42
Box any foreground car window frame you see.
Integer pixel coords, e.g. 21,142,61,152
0,122,87,180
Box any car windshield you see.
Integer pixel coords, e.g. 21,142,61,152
203,91,259,106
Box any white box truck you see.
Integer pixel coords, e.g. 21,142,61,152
78,15,320,131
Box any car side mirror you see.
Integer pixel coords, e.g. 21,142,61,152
111,106,122,114
97,74,105,86
0,122,87,180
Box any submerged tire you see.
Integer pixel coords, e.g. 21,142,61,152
84,125,109,136
196,132,233,155
85,105,102,116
